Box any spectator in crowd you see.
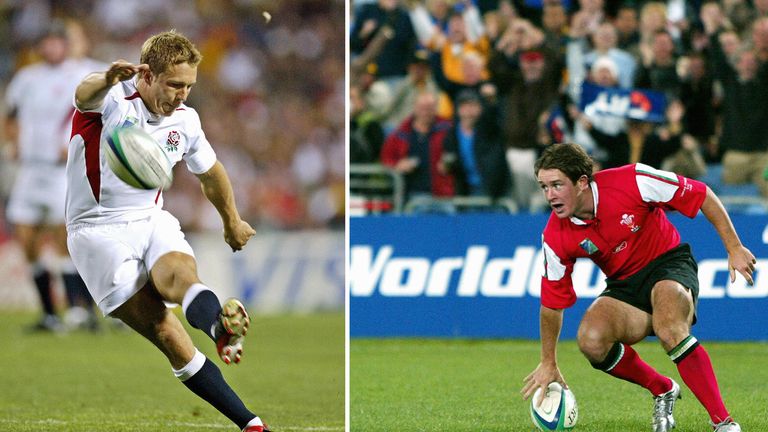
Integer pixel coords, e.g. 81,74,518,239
752,16,768,63
490,35,562,210
638,2,672,67
380,90,455,208
718,30,742,64
707,17,768,196
383,50,440,131
351,0,417,88
756,0,768,18
568,56,630,168
436,9,490,84
569,18,637,89
575,0,606,35
614,4,641,55
442,87,510,199
432,49,492,115
482,0,517,44
679,52,720,162
541,1,570,54
351,84,386,164
635,30,683,100
639,99,707,179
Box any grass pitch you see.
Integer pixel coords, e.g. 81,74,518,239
351,338,768,431
0,311,344,432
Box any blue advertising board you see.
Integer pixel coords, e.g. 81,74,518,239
350,214,768,340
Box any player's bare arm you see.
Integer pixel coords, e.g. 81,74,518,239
75,60,149,111
196,161,256,251
522,306,567,406
700,186,757,285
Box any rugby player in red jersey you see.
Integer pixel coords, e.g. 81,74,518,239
521,143,754,432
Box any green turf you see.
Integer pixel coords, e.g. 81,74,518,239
0,311,344,432
351,338,768,431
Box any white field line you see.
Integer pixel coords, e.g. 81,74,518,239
0,418,344,431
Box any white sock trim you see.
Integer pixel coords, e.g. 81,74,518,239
244,417,263,429
181,283,215,316
605,343,625,372
172,349,206,382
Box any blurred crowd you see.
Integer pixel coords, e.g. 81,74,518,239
0,0,345,235
350,0,768,212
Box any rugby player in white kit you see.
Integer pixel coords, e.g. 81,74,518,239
4,21,97,331
65,30,269,432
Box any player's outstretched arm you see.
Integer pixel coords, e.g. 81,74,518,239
196,161,256,251
75,60,149,111
700,186,756,284
521,306,568,407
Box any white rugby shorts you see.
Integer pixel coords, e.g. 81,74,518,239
67,209,195,315
7,164,67,225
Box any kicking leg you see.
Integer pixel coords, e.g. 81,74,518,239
652,280,736,427
150,252,250,364
110,284,267,431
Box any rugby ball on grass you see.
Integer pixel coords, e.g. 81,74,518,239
530,382,578,431
106,126,173,189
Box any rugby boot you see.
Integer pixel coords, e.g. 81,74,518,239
214,298,250,364
243,424,271,432
711,418,741,432
652,379,681,432
29,314,64,333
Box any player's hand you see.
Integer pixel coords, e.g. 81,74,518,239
728,245,756,285
223,219,256,252
105,60,150,86
521,362,567,408
394,157,419,173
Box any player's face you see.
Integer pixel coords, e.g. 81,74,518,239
39,35,68,65
146,62,197,116
537,169,590,219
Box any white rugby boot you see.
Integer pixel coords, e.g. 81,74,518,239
652,379,681,432
711,418,741,432
215,298,250,365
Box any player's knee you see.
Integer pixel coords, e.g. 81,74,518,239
577,326,612,362
152,255,200,302
653,325,689,352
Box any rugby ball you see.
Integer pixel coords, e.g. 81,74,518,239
105,126,173,189
530,382,578,431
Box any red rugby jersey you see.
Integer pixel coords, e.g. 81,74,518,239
540,163,707,309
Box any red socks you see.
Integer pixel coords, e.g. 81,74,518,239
592,337,731,424
670,336,730,423
591,342,672,396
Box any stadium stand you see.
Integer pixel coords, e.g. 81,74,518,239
350,0,768,216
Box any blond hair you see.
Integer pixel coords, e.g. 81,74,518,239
140,30,202,75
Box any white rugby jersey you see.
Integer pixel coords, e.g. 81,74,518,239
65,79,216,226
5,59,94,163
